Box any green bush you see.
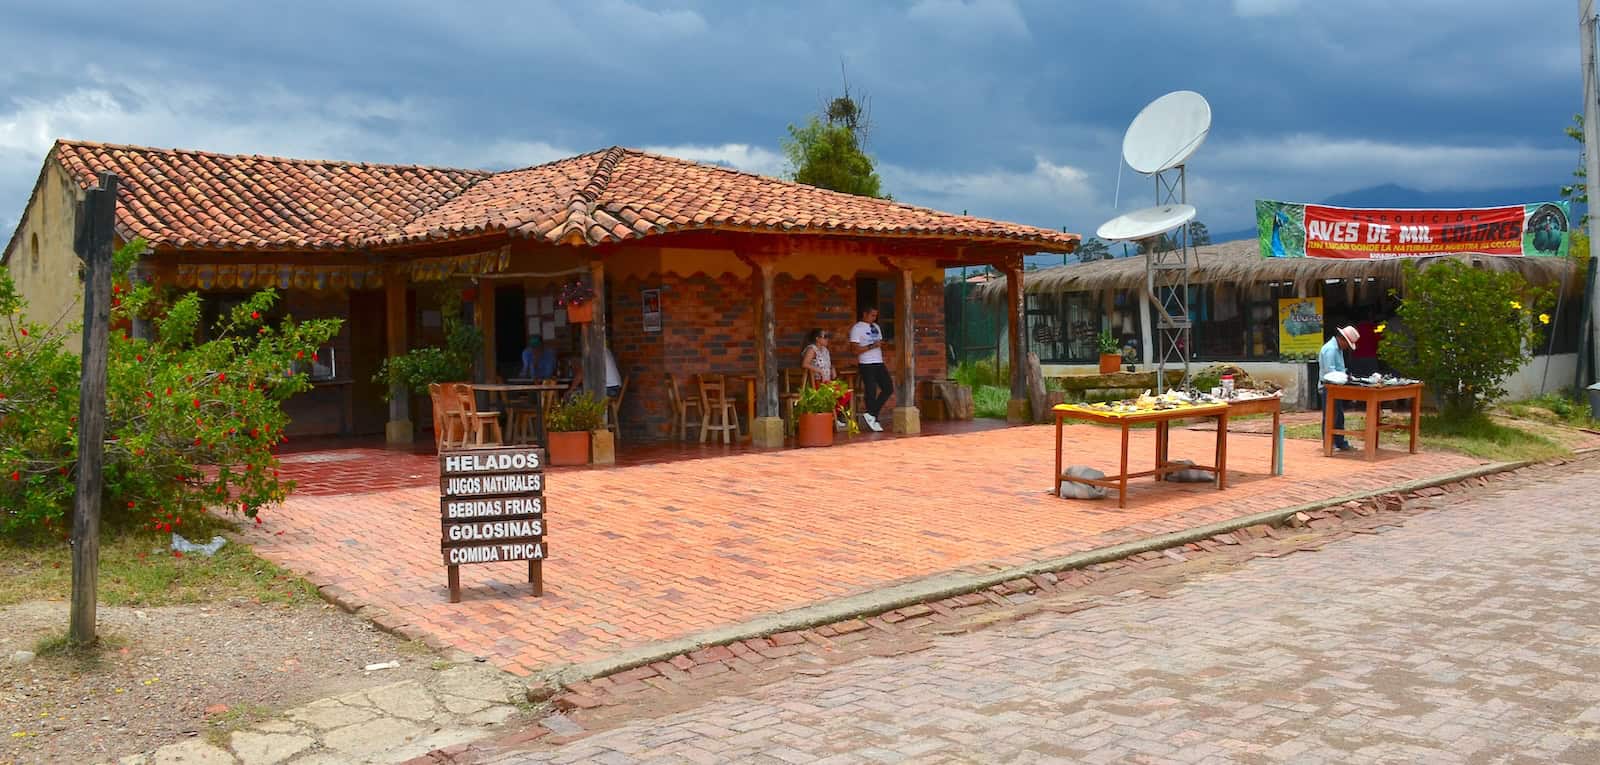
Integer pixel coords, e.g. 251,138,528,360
972,385,1010,419
1379,260,1552,418
0,240,341,536
951,359,1008,389
547,392,606,432
373,287,480,398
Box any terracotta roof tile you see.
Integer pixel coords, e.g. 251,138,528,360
40,141,1078,254
51,140,490,251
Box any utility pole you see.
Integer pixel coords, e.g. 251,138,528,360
69,172,118,647
1582,0,1600,387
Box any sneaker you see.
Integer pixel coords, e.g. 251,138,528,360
866,414,884,433
859,413,876,432
835,418,848,432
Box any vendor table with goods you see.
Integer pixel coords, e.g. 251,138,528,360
1226,392,1284,476
1322,378,1422,461
1052,392,1231,509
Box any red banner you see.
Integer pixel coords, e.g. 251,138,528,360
1302,204,1527,259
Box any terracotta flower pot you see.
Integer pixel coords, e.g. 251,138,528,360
565,301,594,324
795,412,835,448
547,430,591,466
1098,353,1122,374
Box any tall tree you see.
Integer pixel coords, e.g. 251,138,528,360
783,72,885,198
1187,220,1211,246
1075,237,1111,263
1564,113,1588,224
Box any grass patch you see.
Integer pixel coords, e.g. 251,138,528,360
0,515,317,607
1285,411,1568,463
973,385,1011,419
1499,392,1599,430
204,703,273,748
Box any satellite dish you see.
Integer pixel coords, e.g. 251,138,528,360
1095,204,1197,242
1121,91,1211,175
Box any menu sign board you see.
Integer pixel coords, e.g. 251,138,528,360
439,446,547,602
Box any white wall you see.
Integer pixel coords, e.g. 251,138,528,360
1502,354,1578,401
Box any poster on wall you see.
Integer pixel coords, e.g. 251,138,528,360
642,288,662,333
1277,297,1324,362
1256,200,1571,260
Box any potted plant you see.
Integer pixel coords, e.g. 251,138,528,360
1096,330,1121,374
545,391,606,465
793,380,854,447
558,278,597,324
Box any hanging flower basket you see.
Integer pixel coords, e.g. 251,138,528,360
557,278,596,323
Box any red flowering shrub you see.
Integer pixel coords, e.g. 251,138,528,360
0,240,341,536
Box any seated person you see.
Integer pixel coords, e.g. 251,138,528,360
520,336,558,379
567,346,622,398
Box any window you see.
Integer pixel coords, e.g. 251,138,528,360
1025,289,1143,364
29,233,39,272
1187,281,1299,362
854,276,896,340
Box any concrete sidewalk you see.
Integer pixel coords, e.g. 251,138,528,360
243,423,1480,679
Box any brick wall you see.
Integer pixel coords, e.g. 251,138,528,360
612,271,946,441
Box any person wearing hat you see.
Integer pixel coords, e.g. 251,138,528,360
1319,325,1360,452
520,335,558,380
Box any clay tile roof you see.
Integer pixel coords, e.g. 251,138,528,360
50,140,491,251
397,147,1079,251
37,141,1078,254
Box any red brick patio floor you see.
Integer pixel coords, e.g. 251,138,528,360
244,422,1482,677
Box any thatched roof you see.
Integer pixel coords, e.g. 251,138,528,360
976,239,1580,303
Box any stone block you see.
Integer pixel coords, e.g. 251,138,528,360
385,420,414,445
590,428,615,465
750,416,785,447
892,406,920,434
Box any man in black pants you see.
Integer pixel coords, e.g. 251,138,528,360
849,306,892,432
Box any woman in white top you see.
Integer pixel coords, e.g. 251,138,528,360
800,328,836,386
799,328,847,428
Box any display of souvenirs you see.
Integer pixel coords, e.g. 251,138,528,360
1054,390,1229,417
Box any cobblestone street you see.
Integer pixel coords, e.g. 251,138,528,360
490,458,1600,764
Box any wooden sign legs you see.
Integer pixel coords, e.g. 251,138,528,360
446,560,543,603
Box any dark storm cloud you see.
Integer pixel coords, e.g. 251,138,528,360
0,0,1582,240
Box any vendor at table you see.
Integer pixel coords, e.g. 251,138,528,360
520,336,558,379
1319,325,1359,452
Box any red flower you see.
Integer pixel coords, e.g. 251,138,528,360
218,373,227,382
193,399,201,409
165,387,173,396
126,501,135,508
135,354,143,363
173,550,184,558
19,328,27,336
295,350,305,360
250,311,260,320
9,471,17,481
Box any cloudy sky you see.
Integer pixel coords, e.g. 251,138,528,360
0,0,1584,244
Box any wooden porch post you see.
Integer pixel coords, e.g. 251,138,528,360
750,258,784,447
1006,259,1029,422
476,280,496,382
384,265,413,444
892,264,920,434
582,259,608,398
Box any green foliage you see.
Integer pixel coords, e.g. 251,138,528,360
794,379,851,415
1564,113,1587,223
783,116,885,198
972,385,1010,419
1378,260,1552,418
0,239,342,536
1187,220,1211,246
1095,329,1119,355
546,391,605,432
372,287,481,397
950,359,1007,389
1075,237,1111,263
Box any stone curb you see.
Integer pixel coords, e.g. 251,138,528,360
519,457,1544,698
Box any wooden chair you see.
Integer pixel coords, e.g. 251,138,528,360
697,374,741,444
428,383,468,450
605,374,630,443
448,383,503,447
780,368,808,429
666,372,701,441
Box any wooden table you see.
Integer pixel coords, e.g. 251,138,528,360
1226,394,1283,476
1053,403,1230,509
472,382,569,444
1323,382,1422,461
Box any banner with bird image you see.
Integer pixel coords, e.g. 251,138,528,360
1256,200,1570,259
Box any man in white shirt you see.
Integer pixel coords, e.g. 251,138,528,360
603,346,621,398
849,306,892,432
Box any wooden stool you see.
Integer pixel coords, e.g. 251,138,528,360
697,374,741,444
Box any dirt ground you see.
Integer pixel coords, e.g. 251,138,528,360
0,599,442,764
